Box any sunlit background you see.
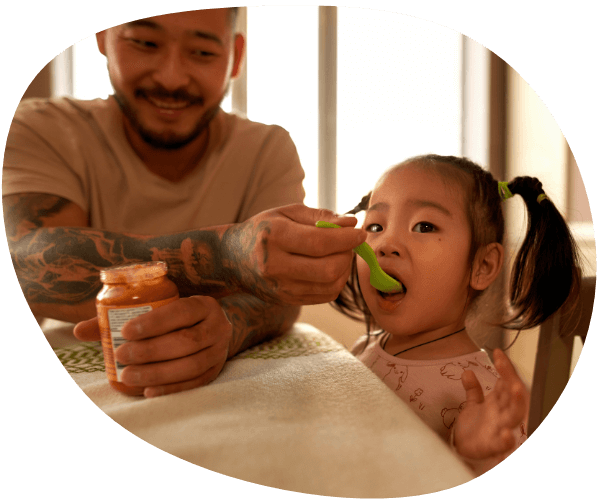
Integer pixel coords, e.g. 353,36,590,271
64,6,464,213
34,5,595,395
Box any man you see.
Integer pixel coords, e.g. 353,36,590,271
3,8,365,397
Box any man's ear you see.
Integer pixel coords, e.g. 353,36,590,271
470,242,504,291
230,33,245,78
96,31,107,57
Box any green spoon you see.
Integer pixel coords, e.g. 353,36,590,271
316,221,404,294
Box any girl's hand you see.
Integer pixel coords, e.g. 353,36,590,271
453,349,529,461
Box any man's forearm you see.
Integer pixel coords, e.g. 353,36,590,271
7,224,253,322
219,293,300,357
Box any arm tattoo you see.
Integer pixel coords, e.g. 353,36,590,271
8,225,238,305
4,193,286,326
220,220,280,304
5,194,301,348
220,294,299,356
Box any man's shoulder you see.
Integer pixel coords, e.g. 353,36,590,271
14,96,114,128
219,109,289,139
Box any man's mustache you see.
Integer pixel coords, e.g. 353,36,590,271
135,87,204,105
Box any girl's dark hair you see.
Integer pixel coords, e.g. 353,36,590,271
333,154,581,332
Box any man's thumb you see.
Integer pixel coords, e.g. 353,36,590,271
73,316,101,341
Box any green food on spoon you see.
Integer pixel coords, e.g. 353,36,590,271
316,221,404,294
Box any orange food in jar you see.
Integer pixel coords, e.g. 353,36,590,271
96,261,179,396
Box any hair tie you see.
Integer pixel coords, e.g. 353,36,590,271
537,193,547,204
498,181,514,201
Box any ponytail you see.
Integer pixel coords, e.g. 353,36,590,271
504,176,581,329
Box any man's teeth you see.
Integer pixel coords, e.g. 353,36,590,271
148,97,190,109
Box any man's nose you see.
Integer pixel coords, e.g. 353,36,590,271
152,48,191,91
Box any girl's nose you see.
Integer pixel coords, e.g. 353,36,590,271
374,238,402,258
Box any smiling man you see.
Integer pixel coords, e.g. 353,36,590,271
100,9,245,174
3,8,366,397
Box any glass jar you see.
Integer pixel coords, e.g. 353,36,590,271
96,261,179,396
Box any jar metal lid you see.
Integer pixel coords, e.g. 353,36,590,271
100,261,168,284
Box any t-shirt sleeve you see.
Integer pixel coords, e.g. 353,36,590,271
237,125,306,220
2,100,88,212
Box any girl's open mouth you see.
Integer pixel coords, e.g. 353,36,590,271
378,288,405,301
377,271,406,301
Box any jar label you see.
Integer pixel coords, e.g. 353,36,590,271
108,306,152,381
97,295,179,384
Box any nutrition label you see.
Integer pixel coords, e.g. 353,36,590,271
107,306,152,380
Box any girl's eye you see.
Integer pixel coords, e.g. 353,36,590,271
193,50,216,57
365,223,383,233
413,222,436,233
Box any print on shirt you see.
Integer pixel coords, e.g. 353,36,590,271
440,360,479,381
441,401,467,429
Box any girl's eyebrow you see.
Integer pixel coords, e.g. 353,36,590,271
366,202,389,213
366,199,453,218
406,199,453,218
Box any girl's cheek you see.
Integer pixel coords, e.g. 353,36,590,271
356,260,371,290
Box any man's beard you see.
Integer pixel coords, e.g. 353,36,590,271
112,81,229,150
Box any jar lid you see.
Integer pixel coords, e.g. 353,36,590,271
100,261,168,284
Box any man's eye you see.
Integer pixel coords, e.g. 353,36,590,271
365,223,383,233
193,50,216,57
131,39,157,48
413,222,436,233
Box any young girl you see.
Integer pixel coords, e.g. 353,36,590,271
333,154,581,475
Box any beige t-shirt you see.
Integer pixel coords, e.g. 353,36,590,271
3,97,305,234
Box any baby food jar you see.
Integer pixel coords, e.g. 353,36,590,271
96,261,179,396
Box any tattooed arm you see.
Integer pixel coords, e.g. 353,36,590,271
4,192,365,322
3,193,270,321
6,192,365,396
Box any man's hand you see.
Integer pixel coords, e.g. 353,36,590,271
223,204,366,305
73,295,232,398
453,349,529,461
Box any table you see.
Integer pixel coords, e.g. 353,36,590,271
46,320,475,497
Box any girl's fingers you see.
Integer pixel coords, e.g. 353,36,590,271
493,348,520,382
461,369,485,404
492,349,529,428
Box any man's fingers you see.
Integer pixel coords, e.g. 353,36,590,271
273,205,366,256
73,316,101,341
121,295,220,341
278,223,366,256
120,343,224,387
144,364,223,398
278,203,359,228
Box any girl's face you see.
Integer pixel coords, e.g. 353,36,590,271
357,164,473,338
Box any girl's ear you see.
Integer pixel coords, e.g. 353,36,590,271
471,243,504,291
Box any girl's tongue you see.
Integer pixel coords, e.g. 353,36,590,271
377,279,406,312
378,289,405,301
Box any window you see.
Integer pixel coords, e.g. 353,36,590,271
336,8,462,213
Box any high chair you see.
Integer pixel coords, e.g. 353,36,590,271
527,275,596,435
